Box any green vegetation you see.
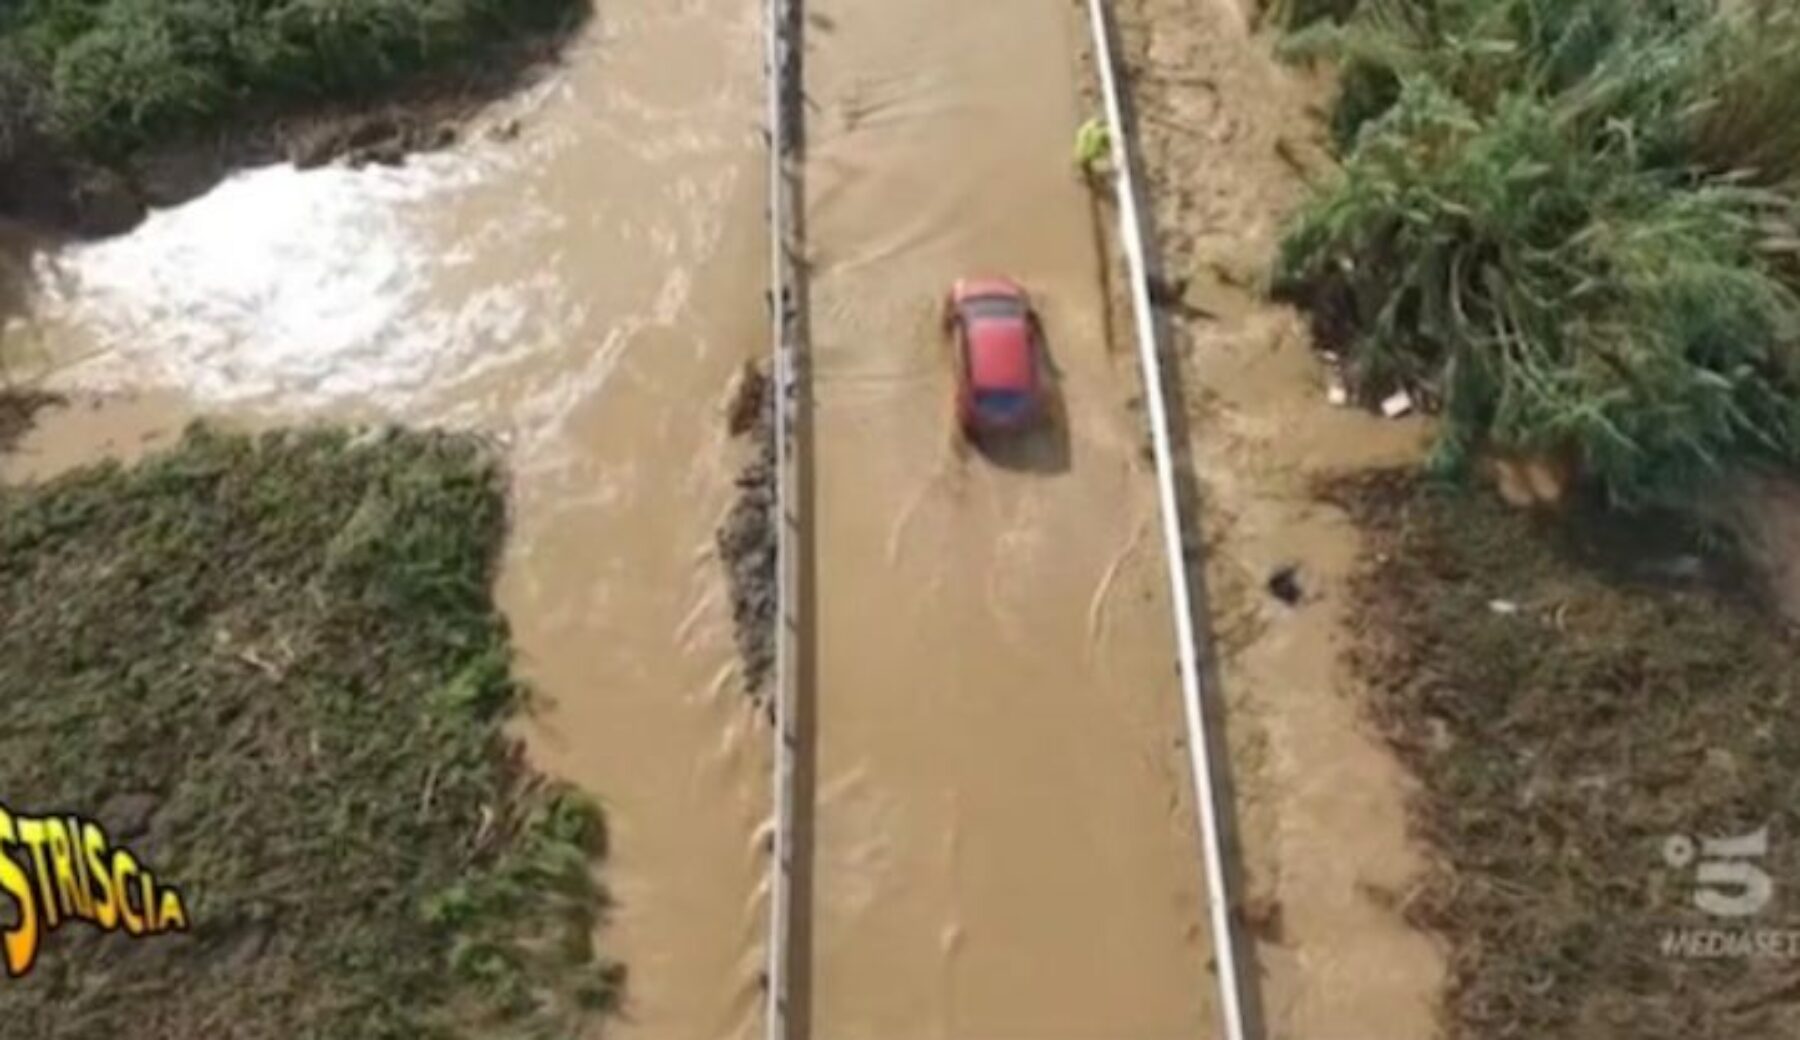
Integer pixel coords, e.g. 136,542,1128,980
1334,472,1800,1039
1266,0,1363,29
0,0,583,160
1275,9,1800,1033
0,425,618,1039
1274,0,1800,509
1074,116,1111,174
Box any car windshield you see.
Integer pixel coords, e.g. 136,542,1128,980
976,390,1032,419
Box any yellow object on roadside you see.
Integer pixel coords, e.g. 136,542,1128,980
1074,117,1111,174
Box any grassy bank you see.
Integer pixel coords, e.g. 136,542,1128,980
0,425,617,1038
0,0,585,229
1274,0,1800,510
1335,473,1800,1039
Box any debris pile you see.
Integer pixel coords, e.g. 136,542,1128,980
718,361,778,694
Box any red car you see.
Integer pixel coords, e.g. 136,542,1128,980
944,276,1047,438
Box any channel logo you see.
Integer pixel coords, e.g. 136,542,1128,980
0,800,190,979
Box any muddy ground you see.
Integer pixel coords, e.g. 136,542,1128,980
1335,472,1800,1040
1112,0,1442,1035
0,425,617,1038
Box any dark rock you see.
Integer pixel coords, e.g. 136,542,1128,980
70,166,146,237
355,140,408,167
0,390,62,454
1241,894,1285,944
344,115,402,151
130,140,249,210
726,361,770,438
287,127,341,170
1267,564,1304,606
1147,273,1188,308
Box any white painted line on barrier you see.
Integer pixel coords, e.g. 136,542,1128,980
1082,3,1253,1039
762,0,798,1038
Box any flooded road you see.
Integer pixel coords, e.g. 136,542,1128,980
3,3,773,1037
801,1,1217,1036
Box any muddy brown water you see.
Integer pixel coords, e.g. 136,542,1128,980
3,4,772,1037
799,0,1216,1036
0,0,1457,1037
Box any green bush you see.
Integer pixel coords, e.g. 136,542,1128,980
1269,0,1365,29
0,48,42,164
1278,0,1800,509
48,2,239,151
1685,2,1800,191
0,0,584,155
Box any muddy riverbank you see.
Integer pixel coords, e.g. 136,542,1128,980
1113,0,1444,1035
0,1,586,236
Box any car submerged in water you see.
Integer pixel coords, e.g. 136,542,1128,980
943,276,1049,442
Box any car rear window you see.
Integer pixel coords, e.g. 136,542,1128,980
962,296,1025,320
976,390,1032,419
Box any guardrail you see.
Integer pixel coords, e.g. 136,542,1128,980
762,0,801,1037
1081,3,1254,1039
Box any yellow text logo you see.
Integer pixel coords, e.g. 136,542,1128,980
0,802,190,978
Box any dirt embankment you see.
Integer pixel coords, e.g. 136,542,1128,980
1112,0,1443,1035
5,83,542,239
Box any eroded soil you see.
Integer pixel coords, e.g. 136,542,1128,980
1334,472,1800,1040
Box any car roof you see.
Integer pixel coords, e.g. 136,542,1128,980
966,313,1034,392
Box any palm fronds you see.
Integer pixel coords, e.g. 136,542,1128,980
1278,0,1800,509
